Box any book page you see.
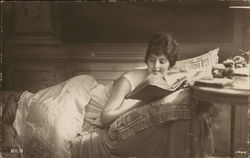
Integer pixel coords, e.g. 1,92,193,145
126,73,187,100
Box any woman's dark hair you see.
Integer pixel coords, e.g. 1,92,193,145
145,33,179,68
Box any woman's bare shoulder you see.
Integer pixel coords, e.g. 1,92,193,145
121,68,148,89
125,68,148,76
123,68,148,81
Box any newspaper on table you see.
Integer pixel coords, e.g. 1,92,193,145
174,48,219,71
173,48,220,83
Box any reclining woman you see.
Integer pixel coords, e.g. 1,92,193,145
2,33,211,158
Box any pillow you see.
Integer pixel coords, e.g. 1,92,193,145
108,88,190,140
2,95,19,125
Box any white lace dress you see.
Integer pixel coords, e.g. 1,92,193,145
13,75,109,158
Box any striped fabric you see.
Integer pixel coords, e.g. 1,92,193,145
108,88,191,140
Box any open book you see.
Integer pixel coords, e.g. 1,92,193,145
126,72,187,101
125,48,219,101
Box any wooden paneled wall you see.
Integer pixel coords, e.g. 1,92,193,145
2,2,248,92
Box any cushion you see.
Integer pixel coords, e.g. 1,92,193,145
2,95,19,125
108,88,190,140
0,91,23,158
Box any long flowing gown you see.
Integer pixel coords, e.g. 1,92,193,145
14,75,102,158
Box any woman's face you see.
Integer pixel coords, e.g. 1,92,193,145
146,54,170,76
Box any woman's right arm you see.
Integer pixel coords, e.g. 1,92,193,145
100,77,139,127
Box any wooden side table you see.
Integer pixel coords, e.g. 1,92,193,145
190,85,250,158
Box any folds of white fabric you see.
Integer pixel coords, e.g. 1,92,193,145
13,75,98,158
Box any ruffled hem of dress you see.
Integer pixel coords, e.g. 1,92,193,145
17,91,33,108
13,91,33,145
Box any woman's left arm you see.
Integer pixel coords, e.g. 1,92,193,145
100,77,140,127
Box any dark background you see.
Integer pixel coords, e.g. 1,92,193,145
60,2,233,43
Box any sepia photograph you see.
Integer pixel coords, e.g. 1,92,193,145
0,0,249,158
